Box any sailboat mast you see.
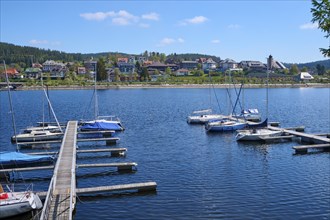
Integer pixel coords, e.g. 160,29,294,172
94,70,99,119
266,62,269,119
3,60,19,150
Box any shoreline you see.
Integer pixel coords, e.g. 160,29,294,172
3,83,330,91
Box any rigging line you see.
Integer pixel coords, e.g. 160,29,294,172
42,87,63,133
231,82,244,115
82,88,96,121
4,60,19,151
211,82,222,114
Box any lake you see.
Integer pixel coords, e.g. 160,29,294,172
0,87,329,219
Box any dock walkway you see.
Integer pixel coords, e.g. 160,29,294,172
268,126,330,144
40,121,77,220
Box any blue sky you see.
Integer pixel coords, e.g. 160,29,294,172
0,0,328,63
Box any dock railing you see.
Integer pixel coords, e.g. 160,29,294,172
39,177,55,219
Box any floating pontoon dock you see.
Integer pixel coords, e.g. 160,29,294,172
18,120,158,220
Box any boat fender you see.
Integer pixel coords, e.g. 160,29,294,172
0,193,9,199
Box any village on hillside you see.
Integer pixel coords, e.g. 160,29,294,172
1,54,326,85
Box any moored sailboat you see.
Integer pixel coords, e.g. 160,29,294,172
79,70,124,132
0,184,43,219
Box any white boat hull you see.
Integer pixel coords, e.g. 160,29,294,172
12,132,63,142
236,129,282,141
187,114,223,124
0,192,42,219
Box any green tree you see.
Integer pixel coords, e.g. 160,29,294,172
165,67,172,76
316,64,326,75
289,64,299,75
97,57,107,81
301,67,308,72
140,67,149,81
311,0,330,57
114,68,120,82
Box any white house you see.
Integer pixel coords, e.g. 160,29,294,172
296,72,314,82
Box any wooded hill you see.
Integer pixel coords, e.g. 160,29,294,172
0,42,328,69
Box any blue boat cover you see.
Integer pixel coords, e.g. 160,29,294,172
0,151,54,168
79,121,122,131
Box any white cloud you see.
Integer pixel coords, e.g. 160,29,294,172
228,24,240,29
80,10,159,27
211,39,220,44
299,22,318,30
29,40,49,45
180,16,208,25
157,38,184,47
80,11,115,21
177,38,185,43
142,12,159,21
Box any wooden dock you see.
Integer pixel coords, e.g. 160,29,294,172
35,121,156,219
37,182,157,199
17,137,119,147
293,143,330,154
268,126,330,144
27,148,127,157
40,120,77,220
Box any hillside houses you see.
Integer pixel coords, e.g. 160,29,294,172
0,54,298,83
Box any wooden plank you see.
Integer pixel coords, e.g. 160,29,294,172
293,143,330,150
17,140,62,145
77,148,127,153
268,126,330,144
77,162,137,168
78,130,115,135
259,135,294,142
76,182,157,194
77,137,119,142
78,162,137,171
0,165,54,173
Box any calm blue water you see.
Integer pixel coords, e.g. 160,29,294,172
1,87,329,219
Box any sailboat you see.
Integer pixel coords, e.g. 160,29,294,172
235,64,283,141
187,72,223,124
205,82,248,132
0,61,46,218
79,70,124,132
1,60,54,167
11,75,64,143
0,184,43,219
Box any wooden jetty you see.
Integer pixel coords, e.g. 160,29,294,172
16,137,119,147
27,148,127,157
40,120,77,220
268,126,330,144
35,121,156,219
77,162,137,172
293,143,330,154
37,182,157,199
259,135,294,143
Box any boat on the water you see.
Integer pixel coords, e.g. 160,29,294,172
0,184,43,219
187,109,223,124
233,109,261,122
205,118,247,132
79,116,124,131
79,70,124,132
236,128,283,141
0,151,54,169
11,129,63,143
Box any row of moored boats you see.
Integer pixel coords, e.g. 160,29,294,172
187,109,283,141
